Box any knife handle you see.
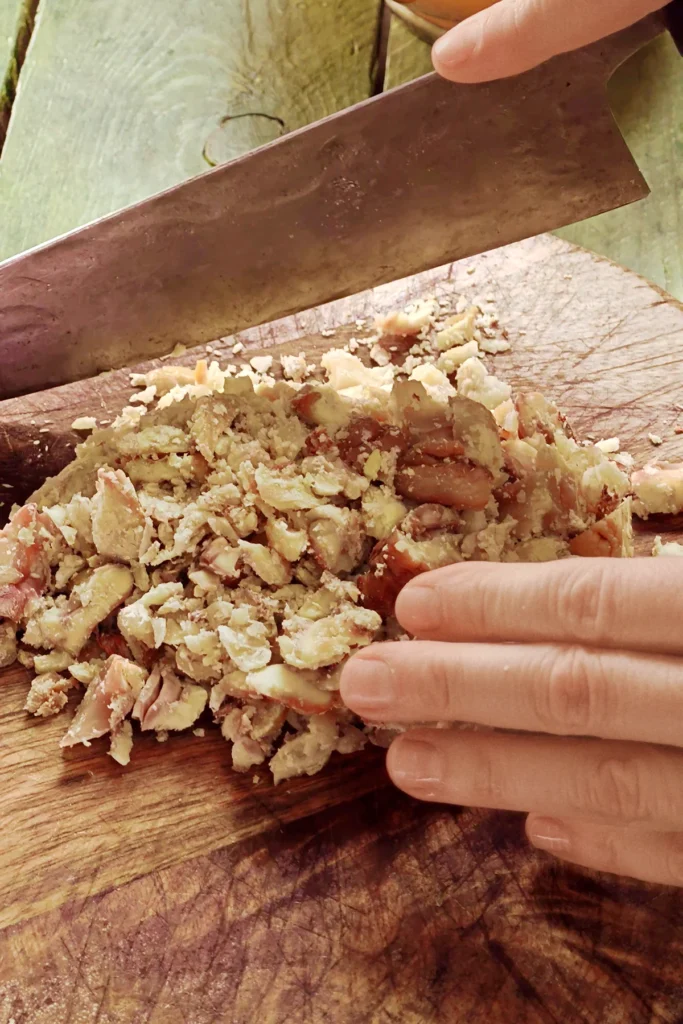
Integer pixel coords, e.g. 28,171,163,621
665,0,683,56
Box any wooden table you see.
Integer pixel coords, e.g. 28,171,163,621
1,5,683,1023
0,1,681,298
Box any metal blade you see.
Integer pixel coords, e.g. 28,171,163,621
0,16,665,399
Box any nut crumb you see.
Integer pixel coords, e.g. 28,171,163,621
250,355,273,374
1,292,643,785
595,437,620,454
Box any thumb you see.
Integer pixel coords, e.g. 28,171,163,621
431,0,664,82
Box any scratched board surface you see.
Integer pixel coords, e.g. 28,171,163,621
1,235,683,1023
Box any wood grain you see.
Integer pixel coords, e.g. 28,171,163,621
0,0,382,260
382,22,683,301
0,0,33,140
0,661,387,932
384,10,434,90
1,238,683,1004
2,792,683,1023
558,34,683,302
1,6,682,1016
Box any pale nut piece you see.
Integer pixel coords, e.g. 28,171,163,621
254,464,322,511
307,506,365,574
109,720,134,765
279,604,381,671
200,536,242,581
218,619,272,673
24,672,75,717
265,519,308,562
291,387,351,429
0,622,17,669
142,680,208,732
56,565,135,657
361,484,408,541
632,461,683,517
569,499,633,558
245,663,333,714
238,540,292,586
91,468,146,563
61,655,146,747
270,713,340,785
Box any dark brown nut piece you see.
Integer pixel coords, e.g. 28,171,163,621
395,461,493,509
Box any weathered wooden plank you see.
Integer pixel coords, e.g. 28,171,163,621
0,0,34,139
384,11,433,90
558,35,683,301
0,0,383,260
382,24,683,300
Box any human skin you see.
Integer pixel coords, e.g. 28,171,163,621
341,558,683,886
430,0,666,81
343,0,682,890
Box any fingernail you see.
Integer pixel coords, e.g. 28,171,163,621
395,581,442,633
340,657,395,713
528,818,571,853
432,26,476,69
391,737,444,787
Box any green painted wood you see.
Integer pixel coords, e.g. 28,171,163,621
0,0,383,260
557,34,683,301
383,24,683,300
384,11,433,90
0,0,33,137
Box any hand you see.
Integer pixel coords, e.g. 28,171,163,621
341,557,683,887
431,0,665,81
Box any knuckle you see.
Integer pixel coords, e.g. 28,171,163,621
471,8,499,56
511,0,553,59
586,757,648,822
552,563,618,646
468,747,503,806
592,829,625,877
648,754,683,826
536,646,603,735
430,654,459,721
459,564,500,638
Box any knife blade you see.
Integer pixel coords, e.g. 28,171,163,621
0,12,672,399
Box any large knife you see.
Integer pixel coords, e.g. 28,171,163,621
0,9,680,399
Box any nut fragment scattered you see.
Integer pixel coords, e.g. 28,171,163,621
632,461,683,517
2,289,671,783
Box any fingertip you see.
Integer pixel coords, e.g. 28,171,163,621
431,25,478,80
430,0,560,83
395,578,442,635
387,731,446,800
339,650,394,717
525,815,572,854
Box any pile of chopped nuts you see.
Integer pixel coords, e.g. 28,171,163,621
1,296,681,782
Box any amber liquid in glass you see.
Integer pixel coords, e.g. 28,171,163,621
389,0,499,32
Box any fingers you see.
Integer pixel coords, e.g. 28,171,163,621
341,641,683,748
386,730,683,830
394,558,683,656
431,0,663,83
526,815,683,887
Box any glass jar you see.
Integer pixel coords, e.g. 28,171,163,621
386,0,498,41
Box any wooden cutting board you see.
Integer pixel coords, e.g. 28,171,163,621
1,234,683,1024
